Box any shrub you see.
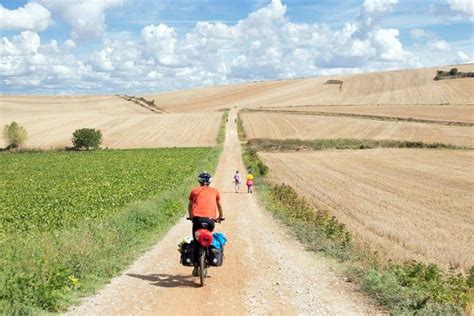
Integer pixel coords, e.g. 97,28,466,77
450,68,458,76
326,79,343,85
72,128,102,150
2,121,27,149
245,147,268,175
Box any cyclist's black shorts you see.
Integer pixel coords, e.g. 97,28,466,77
192,217,215,238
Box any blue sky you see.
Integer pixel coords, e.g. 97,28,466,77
0,0,472,94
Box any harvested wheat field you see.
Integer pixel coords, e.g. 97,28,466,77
264,105,474,124
0,95,222,148
144,64,474,112
261,149,474,271
0,95,153,116
241,112,474,146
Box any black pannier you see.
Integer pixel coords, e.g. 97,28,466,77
180,241,196,266
207,246,224,267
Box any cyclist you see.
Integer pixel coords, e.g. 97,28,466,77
188,171,224,276
246,171,254,193
233,170,241,193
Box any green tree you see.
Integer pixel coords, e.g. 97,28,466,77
3,121,27,149
72,128,102,150
449,68,458,76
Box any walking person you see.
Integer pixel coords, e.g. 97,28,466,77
246,171,254,193
233,170,241,193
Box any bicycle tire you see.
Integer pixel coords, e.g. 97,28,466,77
199,249,205,287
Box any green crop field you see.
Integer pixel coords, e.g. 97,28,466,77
1,148,208,232
0,147,218,314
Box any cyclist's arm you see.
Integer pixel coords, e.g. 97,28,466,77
217,200,223,219
188,201,193,219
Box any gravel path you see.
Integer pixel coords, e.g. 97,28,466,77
66,109,378,315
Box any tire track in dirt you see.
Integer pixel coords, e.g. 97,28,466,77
66,109,378,315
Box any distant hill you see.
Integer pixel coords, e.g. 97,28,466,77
144,64,474,112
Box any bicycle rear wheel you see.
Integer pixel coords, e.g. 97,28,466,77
199,250,206,287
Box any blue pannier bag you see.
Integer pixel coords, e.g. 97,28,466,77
211,232,228,249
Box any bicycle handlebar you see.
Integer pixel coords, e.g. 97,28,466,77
187,217,225,223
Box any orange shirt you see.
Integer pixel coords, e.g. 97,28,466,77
189,186,221,218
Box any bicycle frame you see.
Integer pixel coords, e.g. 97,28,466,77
187,217,224,287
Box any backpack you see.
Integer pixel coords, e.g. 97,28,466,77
180,241,197,266
233,174,241,183
207,245,224,267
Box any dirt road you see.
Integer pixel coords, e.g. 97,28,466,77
67,109,377,315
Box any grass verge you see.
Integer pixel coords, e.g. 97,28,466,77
1,114,228,314
216,109,229,144
247,138,469,152
236,111,247,141
241,143,473,315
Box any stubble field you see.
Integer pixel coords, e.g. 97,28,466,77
240,111,474,146
0,95,222,148
144,64,474,112
260,149,474,272
236,66,473,275
263,105,474,124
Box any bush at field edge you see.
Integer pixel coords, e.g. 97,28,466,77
2,121,27,149
72,128,102,150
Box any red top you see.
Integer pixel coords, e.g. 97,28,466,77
189,186,221,218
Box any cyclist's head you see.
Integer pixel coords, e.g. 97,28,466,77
198,171,212,185
236,170,239,174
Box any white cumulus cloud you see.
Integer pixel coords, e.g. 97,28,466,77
363,0,399,13
37,0,124,40
428,40,451,51
0,2,52,31
371,28,410,61
448,0,474,21
456,50,472,63
0,0,434,94
0,31,99,92
64,39,77,48
410,28,428,40
141,24,178,66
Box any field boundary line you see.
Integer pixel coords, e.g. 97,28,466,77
246,138,473,152
118,95,165,113
244,108,474,127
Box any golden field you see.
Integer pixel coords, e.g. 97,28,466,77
261,149,474,271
